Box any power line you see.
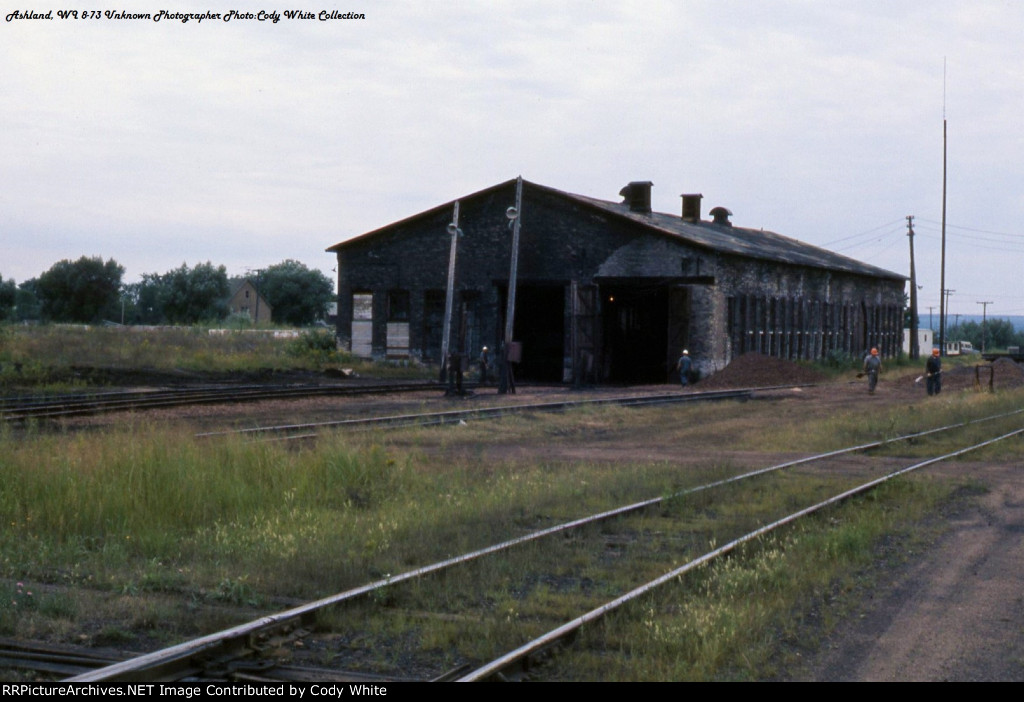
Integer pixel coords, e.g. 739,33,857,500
910,224,1024,252
821,219,905,248
916,217,1024,240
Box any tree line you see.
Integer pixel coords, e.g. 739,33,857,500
0,257,335,327
949,319,1024,352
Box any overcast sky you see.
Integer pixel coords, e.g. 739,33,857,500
3,1,1023,317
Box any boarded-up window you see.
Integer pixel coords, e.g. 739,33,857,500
351,293,373,357
386,323,410,357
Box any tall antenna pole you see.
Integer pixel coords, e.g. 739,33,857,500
939,59,948,356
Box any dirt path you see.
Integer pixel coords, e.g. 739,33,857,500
806,461,1024,681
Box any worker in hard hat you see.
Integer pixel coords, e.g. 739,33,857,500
863,347,881,394
479,346,491,385
676,349,692,387
925,348,942,396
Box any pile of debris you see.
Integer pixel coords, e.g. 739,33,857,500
698,352,829,390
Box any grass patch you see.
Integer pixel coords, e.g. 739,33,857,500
548,476,956,681
0,323,430,392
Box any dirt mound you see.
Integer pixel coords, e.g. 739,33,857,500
698,352,829,389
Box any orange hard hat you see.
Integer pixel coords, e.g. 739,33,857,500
870,348,878,355
932,348,940,355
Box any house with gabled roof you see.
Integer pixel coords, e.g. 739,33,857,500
227,278,273,324
327,178,905,384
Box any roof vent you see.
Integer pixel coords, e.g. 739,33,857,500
709,206,733,226
619,181,653,213
680,193,703,223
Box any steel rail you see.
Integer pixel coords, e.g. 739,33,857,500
0,382,444,421
4,382,439,409
194,387,765,438
0,638,125,677
0,384,297,407
457,424,1024,681
1,385,324,411
69,406,1019,682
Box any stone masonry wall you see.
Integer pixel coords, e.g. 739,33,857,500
332,181,905,379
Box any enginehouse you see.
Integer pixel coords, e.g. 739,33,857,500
327,178,906,384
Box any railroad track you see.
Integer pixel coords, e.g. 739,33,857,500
195,386,763,439
2,381,759,431
0,381,443,422
0,637,419,682
65,407,1024,682
0,637,125,678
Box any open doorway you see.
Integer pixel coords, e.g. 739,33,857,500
601,284,670,383
501,284,565,382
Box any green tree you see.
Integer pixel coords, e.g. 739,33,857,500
36,256,124,322
124,273,170,324
14,279,41,321
959,319,1024,351
955,321,980,346
0,275,15,321
259,260,334,326
161,262,230,324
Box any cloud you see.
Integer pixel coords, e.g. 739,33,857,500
2,1,1022,314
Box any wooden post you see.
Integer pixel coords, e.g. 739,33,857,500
440,201,460,383
499,177,523,394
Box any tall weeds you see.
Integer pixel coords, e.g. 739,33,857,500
0,421,697,600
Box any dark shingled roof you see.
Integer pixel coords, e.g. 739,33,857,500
329,178,906,282
553,185,906,281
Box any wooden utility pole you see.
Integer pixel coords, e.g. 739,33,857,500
247,268,264,323
943,289,955,337
907,215,919,359
978,300,993,353
499,177,523,395
440,201,461,383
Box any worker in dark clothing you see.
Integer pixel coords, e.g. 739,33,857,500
479,346,490,385
445,352,465,396
676,349,692,387
863,347,881,394
925,348,942,396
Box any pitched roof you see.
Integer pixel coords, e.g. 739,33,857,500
550,184,905,281
329,178,906,281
